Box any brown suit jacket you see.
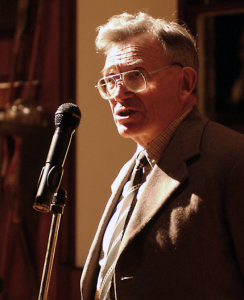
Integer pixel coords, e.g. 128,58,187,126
80,107,244,299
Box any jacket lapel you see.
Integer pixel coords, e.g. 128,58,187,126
119,107,209,255
81,156,136,300
120,150,188,255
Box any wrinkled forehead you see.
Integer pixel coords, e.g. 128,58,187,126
103,45,142,72
102,33,164,75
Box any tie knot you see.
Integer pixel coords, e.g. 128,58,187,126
136,151,148,167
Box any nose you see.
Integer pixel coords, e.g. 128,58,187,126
113,78,133,102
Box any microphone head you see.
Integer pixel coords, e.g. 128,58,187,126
55,103,81,130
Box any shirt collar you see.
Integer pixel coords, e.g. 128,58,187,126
136,108,192,168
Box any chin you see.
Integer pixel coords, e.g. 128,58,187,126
117,128,131,139
117,124,142,141
116,123,130,136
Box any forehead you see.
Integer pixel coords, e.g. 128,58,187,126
103,33,164,74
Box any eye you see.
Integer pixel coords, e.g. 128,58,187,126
106,77,114,84
134,67,147,77
134,71,141,78
126,70,142,82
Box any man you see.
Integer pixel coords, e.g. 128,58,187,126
81,12,244,299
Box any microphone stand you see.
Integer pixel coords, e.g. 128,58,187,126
37,188,67,300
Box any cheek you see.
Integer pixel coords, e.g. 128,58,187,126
138,95,154,121
108,99,116,112
148,81,178,111
142,87,165,117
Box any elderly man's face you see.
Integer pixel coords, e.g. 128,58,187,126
103,33,184,147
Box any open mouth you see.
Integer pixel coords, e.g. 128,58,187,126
118,110,132,117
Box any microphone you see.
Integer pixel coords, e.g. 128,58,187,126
33,103,81,212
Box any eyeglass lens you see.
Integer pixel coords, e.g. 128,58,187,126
98,70,146,99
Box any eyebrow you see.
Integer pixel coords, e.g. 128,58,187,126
101,59,144,75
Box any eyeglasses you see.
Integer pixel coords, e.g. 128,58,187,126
95,63,183,100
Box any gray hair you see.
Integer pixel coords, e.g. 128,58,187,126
95,12,199,73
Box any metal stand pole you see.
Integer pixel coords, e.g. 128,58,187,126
37,188,67,300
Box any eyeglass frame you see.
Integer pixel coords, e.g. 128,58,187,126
95,62,183,100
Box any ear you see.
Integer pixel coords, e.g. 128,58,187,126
178,67,197,101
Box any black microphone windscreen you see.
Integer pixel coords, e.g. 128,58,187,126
55,103,81,129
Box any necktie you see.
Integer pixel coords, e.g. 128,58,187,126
99,151,149,300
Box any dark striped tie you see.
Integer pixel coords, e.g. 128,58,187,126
99,151,149,300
